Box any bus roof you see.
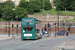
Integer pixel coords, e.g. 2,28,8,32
22,17,42,21
22,17,35,19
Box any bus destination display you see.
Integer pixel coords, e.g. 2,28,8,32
24,19,33,22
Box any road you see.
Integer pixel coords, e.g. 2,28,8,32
0,34,75,50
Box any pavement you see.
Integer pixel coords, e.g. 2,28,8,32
56,35,75,50
0,35,20,40
0,33,64,40
0,35,12,40
62,40,75,50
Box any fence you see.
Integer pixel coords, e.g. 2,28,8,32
0,21,75,34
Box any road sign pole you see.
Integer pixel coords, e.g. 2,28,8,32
16,24,18,37
55,23,56,37
12,28,14,38
48,27,49,37
50,25,51,37
11,23,14,38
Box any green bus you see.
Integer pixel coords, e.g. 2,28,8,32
21,18,42,39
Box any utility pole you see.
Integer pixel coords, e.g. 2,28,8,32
43,0,44,9
16,16,18,37
58,0,59,32
8,0,10,37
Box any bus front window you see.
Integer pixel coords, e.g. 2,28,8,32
23,26,33,32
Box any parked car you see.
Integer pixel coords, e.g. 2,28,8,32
44,30,48,34
55,31,68,36
42,30,48,35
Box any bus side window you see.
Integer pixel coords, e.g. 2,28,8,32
36,29,40,33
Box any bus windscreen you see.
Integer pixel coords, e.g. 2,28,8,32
23,26,33,32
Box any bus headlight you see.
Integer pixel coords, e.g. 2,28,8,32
23,30,25,33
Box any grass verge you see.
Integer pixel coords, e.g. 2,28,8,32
33,8,75,16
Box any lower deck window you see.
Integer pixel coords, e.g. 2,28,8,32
36,29,40,33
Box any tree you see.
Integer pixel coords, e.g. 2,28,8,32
27,0,41,14
18,0,28,9
0,3,4,17
18,0,43,14
3,5,15,20
15,7,28,21
4,1,15,8
54,0,75,11
0,1,15,19
30,0,43,9
27,2,34,14
44,0,52,10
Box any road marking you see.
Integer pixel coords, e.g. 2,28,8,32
47,38,50,39
18,42,21,44
55,41,67,50
20,46,22,47
25,43,32,46
33,41,38,43
63,41,66,46
15,43,18,44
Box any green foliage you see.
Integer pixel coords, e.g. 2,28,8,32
18,0,28,9
3,5,15,20
44,0,52,10
0,3,4,17
0,1,15,18
18,0,52,14
61,19,75,21
4,1,15,8
15,7,28,20
54,0,75,11
34,8,75,15
27,0,41,14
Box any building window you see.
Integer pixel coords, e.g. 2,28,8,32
12,0,15,1
15,0,20,2
14,2,19,6
3,0,6,1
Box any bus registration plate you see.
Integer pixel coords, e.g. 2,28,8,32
24,34,32,37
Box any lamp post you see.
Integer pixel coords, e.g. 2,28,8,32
63,23,65,36
16,16,18,37
8,0,10,37
1,16,3,29
6,16,7,33
58,0,59,32
5,9,7,33
43,0,44,9
54,22,56,37
47,13,49,21
69,24,71,34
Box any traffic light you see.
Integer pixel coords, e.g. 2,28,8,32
45,24,46,31
48,23,49,27
12,23,14,28
55,23,56,25
68,28,70,31
63,23,65,25
48,23,51,28
16,24,19,28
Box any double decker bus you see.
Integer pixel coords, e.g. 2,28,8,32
21,18,42,39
